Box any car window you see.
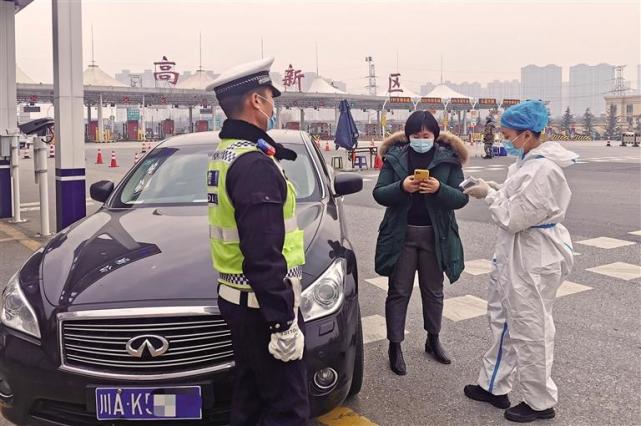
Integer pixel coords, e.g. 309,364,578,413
112,143,321,208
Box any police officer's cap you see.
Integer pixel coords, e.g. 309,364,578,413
207,57,281,100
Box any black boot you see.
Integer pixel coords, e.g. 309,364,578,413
504,402,556,423
388,342,406,376
425,333,451,364
464,384,511,409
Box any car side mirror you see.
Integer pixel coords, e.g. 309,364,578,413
90,180,115,203
334,173,363,196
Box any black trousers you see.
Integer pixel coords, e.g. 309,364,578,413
386,225,445,343
218,298,309,426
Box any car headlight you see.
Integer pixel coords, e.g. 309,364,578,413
300,259,346,322
1,273,41,339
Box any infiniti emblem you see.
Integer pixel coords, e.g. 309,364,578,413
126,334,169,358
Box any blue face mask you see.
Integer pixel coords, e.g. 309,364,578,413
502,133,525,157
267,114,277,131
257,94,277,131
409,137,434,154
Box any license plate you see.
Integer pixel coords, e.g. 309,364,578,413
95,386,202,421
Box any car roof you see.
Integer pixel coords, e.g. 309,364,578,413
161,129,307,147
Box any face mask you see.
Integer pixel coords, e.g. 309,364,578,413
257,94,276,131
502,133,525,157
267,114,277,131
409,137,434,154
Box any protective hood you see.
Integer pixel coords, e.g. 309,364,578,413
524,141,579,168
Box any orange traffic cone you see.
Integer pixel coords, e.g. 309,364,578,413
49,144,55,158
95,149,104,164
109,151,119,168
374,154,383,170
324,141,330,152
134,152,140,164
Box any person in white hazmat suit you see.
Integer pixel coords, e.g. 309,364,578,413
462,100,578,423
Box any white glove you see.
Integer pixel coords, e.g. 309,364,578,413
268,277,304,362
463,178,491,199
268,318,305,362
486,180,502,191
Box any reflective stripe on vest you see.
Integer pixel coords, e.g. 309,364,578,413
208,139,305,292
209,217,299,243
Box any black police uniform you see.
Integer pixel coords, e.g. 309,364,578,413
216,119,308,426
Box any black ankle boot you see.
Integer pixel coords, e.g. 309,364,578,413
425,333,451,364
504,402,556,423
388,342,406,376
464,384,511,409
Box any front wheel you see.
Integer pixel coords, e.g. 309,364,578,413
347,302,364,398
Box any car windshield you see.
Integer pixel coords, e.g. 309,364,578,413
112,143,321,208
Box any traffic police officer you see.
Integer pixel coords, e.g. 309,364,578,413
206,57,308,425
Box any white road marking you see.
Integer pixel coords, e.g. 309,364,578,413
556,281,592,297
361,314,407,344
577,237,636,249
586,262,641,281
365,275,418,292
464,259,494,276
443,281,593,322
21,199,95,212
442,295,488,322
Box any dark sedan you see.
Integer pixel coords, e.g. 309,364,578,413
0,130,364,425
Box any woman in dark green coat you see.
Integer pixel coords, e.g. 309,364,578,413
373,111,468,375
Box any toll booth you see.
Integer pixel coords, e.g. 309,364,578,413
161,119,175,138
308,122,331,139
195,120,209,132
125,120,139,141
364,123,378,137
86,120,98,142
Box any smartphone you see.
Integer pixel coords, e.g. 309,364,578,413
414,169,430,182
459,176,479,190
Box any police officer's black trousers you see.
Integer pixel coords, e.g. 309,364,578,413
218,298,309,426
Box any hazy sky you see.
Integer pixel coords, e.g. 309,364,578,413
15,0,641,92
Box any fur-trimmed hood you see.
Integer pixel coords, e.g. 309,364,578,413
379,131,469,164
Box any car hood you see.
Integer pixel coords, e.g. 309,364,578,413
41,203,327,307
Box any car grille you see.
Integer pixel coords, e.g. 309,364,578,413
60,313,234,378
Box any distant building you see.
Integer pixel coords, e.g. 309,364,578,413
637,64,641,94
562,81,570,113
569,63,615,115
443,80,484,99
114,69,131,86
521,64,562,117
487,80,520,101
604,93,641,131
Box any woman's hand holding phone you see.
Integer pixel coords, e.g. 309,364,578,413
419,177,440,194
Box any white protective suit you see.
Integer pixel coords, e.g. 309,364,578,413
477,141,578,411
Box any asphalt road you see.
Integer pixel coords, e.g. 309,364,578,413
1,140,640,425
